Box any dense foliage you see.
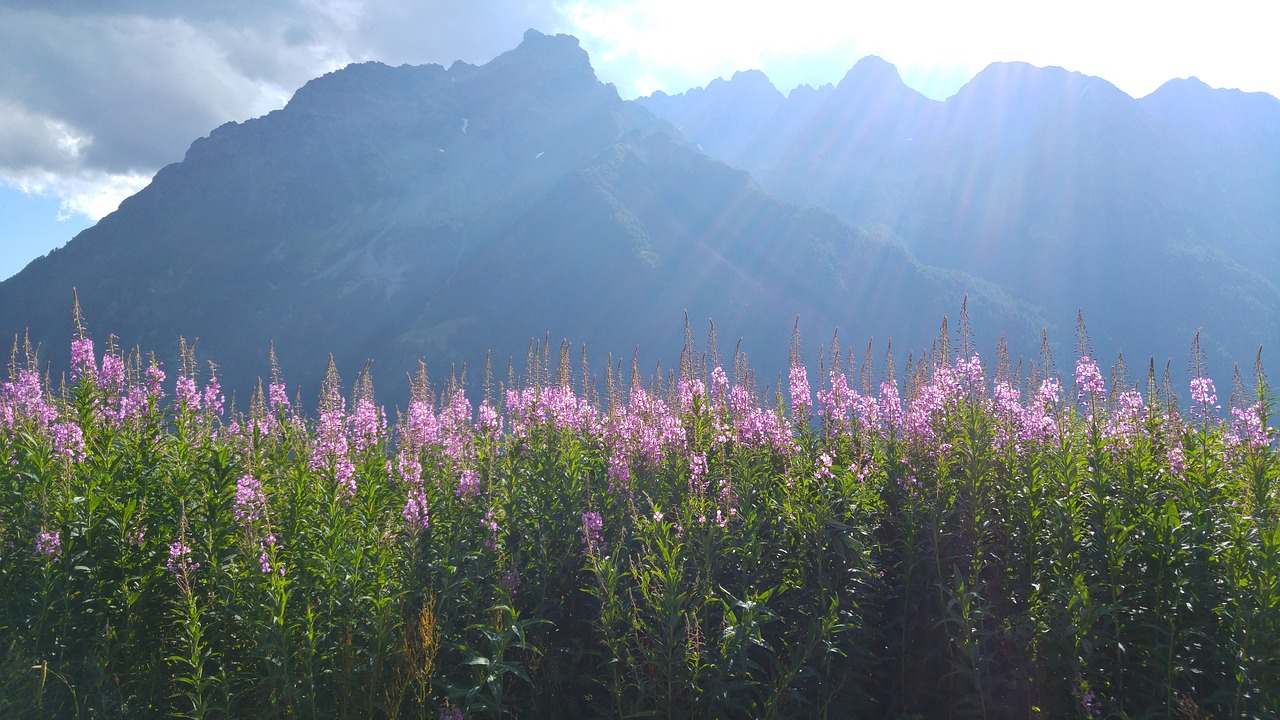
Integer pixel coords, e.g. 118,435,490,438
2,315,1277,719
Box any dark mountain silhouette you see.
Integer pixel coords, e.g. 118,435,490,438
0,31,1031,401
642,59,1280,373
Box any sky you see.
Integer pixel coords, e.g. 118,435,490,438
2,0,1276,281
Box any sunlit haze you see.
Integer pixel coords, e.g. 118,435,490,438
1,0,1275,280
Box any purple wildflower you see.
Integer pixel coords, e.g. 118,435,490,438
146,363,166,399
348,397,386,454
400,400,440,453
477,401,503,439
607,453,631,498
1013,378,1061,446
268,381,290,413
167,540,198,576
402,485,430,531
312,388,356,498
70,337,96,384
992,380,1024,451
480,510,499,549
710,366,730,409
234,473,266,524
789,360,811,417
1075,355,1105,401
898,474,923,500
1073,678,1104,717
258,534,281,575
455,468,481,497
817,370,858,433
1190,377,1220,423
956,353,985,396
51,422,86,461
677,377,706,414
1,369,58,430
99,352,125,392
688,452,708,493
36,530,61,557
814,452,834,480
1104,390,1145,450
878,381,904,433
176,375,201,412
581,511,604,553
1228,402,1270,450
202,373,224,416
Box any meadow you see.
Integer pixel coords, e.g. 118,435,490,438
1,312,1276,719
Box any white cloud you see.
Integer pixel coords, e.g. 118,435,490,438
4,170,151,223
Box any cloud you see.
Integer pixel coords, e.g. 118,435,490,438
0,0,563,222
3,169,151,223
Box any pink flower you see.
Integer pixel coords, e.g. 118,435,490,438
348,397,386,454
176,375,201,412
202,373,224,416
70,337,96,384
167,540,198,576
581,511,604,553
51,422,86,461
402,486,430,531
312,388,356,498
36,530,61,557
1189,377,1220,423
1,368,58,430
234,473,266,524
268,381,290,413
1075,355,1105,400
1227,402,1272,451
789,360,811,416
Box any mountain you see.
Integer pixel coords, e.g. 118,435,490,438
636,70,832,179
0,31,1029,401
641,60,1280,372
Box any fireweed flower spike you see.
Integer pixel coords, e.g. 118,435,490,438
233,473,266,524
789,359,811,417
1,368,58,430
581,511,604,554
35,530,62,557
1190,376,1220,424
50,421,86,461
70,336,96,385
312,386,356,498
1075,355,1106,401
1228,401,1271,449
167,540,198,577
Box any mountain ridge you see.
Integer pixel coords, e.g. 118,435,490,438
641,54,1280,374
1,30,1039,401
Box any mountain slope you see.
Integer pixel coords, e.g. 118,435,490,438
642,60,1280,370
0,31,1027,400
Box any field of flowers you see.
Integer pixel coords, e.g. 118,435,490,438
1,312,1277,719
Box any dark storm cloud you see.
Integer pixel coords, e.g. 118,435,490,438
0,1,565,183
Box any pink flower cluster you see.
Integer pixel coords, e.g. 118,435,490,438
311,389,356,498
1,369,58,431
1075,355,1106,401
992,378,1062,451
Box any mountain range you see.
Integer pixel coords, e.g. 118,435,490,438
2,30,1276,400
